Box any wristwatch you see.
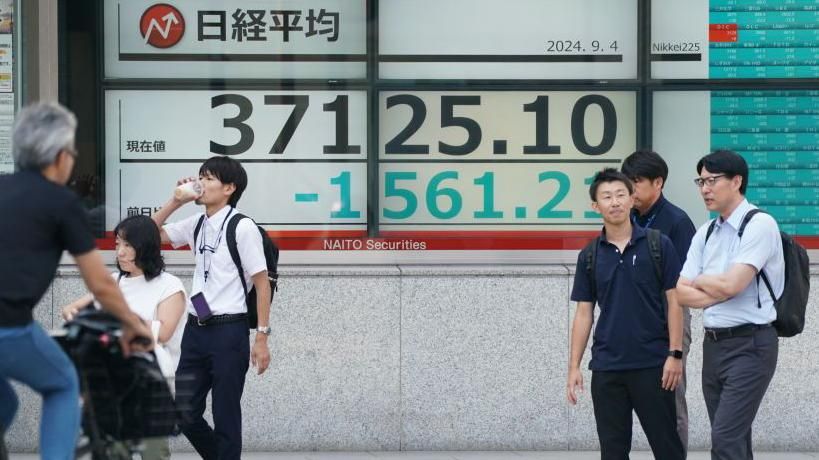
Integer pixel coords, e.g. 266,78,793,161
668,349,683,359
257,326,272,336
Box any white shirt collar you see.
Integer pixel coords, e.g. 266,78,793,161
204,205,233,228
717,198,752,232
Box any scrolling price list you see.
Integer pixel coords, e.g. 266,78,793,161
711,90,819,236
709,1,819,79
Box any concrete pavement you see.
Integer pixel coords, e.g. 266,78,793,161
10,452,819,459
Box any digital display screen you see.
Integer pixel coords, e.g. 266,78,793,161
654,90,819,242
97,0,818,253
652,0,819,79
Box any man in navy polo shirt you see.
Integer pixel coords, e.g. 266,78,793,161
567,168,685,460
622,150,696,452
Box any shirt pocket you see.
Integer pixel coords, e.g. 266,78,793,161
632,256,660,288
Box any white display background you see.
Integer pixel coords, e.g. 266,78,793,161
651,0,709,79
652,91,712,227
379,0,637,80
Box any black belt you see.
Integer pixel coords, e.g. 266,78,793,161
704,323,772,342
188,313,247,327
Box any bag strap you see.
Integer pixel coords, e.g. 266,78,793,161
225,212,250,298
758,269,776,303
737,209,761,238
585,236,600,304
645,228,669,309
646,229,663,284
704,207,762,242
739,209,777,303
193,214,205,252
736,209,772,308
704,218,717,243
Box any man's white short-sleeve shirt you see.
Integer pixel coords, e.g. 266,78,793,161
681,199,785,328
164,205,266,316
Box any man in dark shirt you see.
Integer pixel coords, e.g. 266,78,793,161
621,150,696,452
0,102,152,460
567,168,685,460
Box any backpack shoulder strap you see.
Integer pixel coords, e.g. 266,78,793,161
738,209,778,302
646,228,663,284
737,209,762,238
585,236,601,303
758,264,777,302
736,208,767,307
704,218,718,243
226,211,249,296
193,214,205,251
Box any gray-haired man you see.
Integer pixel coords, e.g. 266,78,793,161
0,102,152,459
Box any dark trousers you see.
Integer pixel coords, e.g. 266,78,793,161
591,366,685,460
176,320,249,460
703,325,778,460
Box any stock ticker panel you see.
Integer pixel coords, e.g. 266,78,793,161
710,0,819,79
711,90,819,236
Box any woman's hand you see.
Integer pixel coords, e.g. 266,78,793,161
60,293,94,322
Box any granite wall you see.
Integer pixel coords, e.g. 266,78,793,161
6,265,819,452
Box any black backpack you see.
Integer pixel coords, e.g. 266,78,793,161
194,212,279,329
585,228,664,305
705,209,809,337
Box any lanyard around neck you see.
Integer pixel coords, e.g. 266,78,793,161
633,211,658,229
199,207,234,283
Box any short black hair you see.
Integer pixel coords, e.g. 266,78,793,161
589,167,633,201
696,149,748,195
199,156,248,207
621,150,669,187
114,215,165,281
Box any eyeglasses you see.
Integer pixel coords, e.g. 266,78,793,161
693,174,727,188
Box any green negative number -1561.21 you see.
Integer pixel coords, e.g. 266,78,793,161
382,170,600,221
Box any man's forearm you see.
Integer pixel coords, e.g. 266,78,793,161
691,274,732,300
676,282,720,309
253,274,271,329
75,251,136,323
666,289,683,350
152,198,181,229
568,306,593,370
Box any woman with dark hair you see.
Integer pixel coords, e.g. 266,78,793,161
62,215,186,460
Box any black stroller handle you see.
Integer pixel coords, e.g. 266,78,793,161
53,307,183,454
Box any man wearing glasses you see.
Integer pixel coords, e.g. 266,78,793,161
0,103,153,459
621,150,696,453
676,150,784,460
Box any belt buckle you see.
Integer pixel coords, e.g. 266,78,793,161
197,317,206,326
708,329,718,341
